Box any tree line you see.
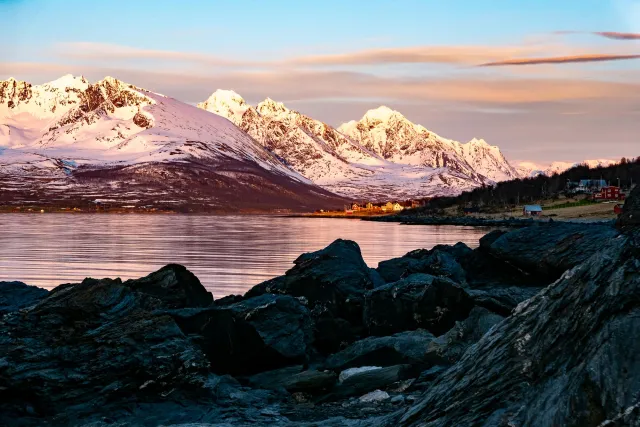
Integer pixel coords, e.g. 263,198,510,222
409,157,640,215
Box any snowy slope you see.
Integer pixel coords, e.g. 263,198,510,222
0,76,346,211
338,106,520,182
199,92,492,200
516,159,620,178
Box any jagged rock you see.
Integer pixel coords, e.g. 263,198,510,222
618,184,640,230
325,365,415,401
171,294,314,375
376,245,470,284
364,274,474,336
425,307,504,364
324,329,437,371
467,286,542,316
0,266,212,422
359,390,390,403
124,263,213,308
245,239,381,350
397,232,640,427
478,229,508,249
247,366,337,394
0,281,48,314
486,222,619,281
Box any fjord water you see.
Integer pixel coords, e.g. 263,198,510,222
0,214,491,298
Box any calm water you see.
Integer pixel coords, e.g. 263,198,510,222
0,214,492,298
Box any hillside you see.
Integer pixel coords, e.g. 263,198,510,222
406,157,640,215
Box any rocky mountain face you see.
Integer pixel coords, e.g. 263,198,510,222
0,76,346,212
2,212,637,425
338,106,521,183
199,91,519,200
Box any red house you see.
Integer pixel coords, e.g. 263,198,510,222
594,186,624,201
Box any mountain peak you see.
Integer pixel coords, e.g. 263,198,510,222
204,89,246,107
257,98,289,115
362,105,402,122
44,74,89,90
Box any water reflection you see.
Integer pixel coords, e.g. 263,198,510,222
0,214,491,298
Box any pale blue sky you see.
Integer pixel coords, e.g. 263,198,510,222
1,0,639,163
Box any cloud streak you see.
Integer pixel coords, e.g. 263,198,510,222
594,31,640,40
480,53,640,66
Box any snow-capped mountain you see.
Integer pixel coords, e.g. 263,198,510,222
338,106,520,183
198,92,517,200
516,159,620,178
0,76,346,212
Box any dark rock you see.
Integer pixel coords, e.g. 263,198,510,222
425,307,504,364
478,229,507,249
376,246,469,284
364,274,474,336
0,281,48,314
397,232,640,427
171,293,314,375
314,315,357,355
124,263,213,308
324,329,437,371
618,184,640,230
486,222,619,281
248,366,337,394
213,293,244,306
467,286,542,316
407,365,448,391
324,365,416,401
245,239,381,348
0,269,211,422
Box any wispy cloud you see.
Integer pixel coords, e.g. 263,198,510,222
479,53,640,66
594,31,640,40
284,45,548,66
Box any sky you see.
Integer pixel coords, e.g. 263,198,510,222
1,0,639,165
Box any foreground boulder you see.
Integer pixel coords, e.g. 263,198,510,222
324,329,437,371
486,222,619,281
0,281,48,314
364,274,474,336
397,231,640,426
171,294,314,375
376,244,470,284
246,239,383,351
0,266,212,422
618,183,640,230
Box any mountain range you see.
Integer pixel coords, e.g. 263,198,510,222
0,74,603,211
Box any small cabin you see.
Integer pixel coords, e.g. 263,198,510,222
392,203,404,212
523,205,542,216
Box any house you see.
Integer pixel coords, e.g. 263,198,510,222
392,203,404,212
577,179,608,193
523,205,543,216
365,202,374,210
351,203,361,211
614,204,624,215
381,202,394,212
594,186,624,201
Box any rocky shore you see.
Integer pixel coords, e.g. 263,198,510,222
1,186,639,426
364,214,616,228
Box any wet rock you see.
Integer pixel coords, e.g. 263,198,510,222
0,281,48,314
618,184,640,230
339,366,383,383
376,247,468,285
486,222,619,281
0,268,212,422
171,293,314,375
397,232,640,427
425,307,504,364
248,366,337,394
124,263,213,308
467,286,542,316
325,329,436,371
325,365,415,401
245,239,381,348
364,274,474,336
359,390,390,403
478,229,507,249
